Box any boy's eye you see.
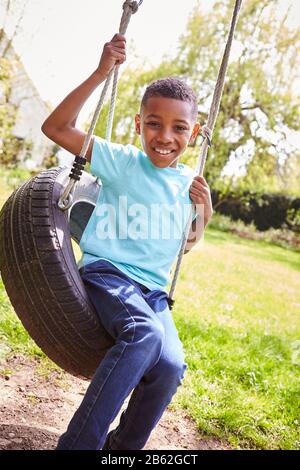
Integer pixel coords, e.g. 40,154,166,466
146,121,160,127
146,122,188,132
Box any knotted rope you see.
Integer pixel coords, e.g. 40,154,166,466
58,0,143,210
167,0,243,308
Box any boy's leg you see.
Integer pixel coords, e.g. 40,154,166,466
105,290,188,450
56,261,165,450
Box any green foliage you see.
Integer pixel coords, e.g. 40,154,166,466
0,166,35,190
42,143,59,169
209,212,300,251
0,277,44,358
211,188,300,232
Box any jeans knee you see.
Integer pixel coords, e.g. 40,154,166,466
157,355,187,386
119,319,164,360
141,320,165,358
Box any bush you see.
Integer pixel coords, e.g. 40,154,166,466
210,213,300,251
212,190,300,233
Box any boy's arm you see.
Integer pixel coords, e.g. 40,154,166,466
184,176,213,254
41,34,126,163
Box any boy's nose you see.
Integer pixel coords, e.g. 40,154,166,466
157,131,173,144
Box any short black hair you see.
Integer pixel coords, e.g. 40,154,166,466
141,77,198,121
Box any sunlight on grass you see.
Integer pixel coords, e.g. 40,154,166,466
71,239,82,263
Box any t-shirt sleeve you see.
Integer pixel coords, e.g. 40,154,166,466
90,135,136,185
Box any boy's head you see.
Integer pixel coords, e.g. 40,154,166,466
135,77,201,169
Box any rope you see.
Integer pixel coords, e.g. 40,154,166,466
58,1,143,210
107,1,144,141
168,0,243,308
106,66,120,141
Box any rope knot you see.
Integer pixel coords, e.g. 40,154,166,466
123,0,140,14
201,124,212,147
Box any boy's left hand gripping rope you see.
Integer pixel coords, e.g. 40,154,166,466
57,0,143,211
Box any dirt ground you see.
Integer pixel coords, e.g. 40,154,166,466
0,353,231,451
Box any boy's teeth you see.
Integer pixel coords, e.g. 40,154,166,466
155,148,172,155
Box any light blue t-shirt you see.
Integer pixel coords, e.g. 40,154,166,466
78,136,195,292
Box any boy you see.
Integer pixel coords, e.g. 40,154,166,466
42,33,213,450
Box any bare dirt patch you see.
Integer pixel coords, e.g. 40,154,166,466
0,354,231,450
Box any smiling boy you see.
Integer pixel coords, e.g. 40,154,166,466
41,33,213,450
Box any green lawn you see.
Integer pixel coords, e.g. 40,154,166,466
0,172,299,449
171,229,300,449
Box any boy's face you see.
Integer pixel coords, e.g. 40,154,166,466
135,97,201,168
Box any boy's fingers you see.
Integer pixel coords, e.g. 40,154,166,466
190,187,210,199
111,46,126,54
112,41,126,49
112,52,126,62
190,187,204,195
190,183,205,190
190,191,205,199
106,43,126,52
193,175,208,184
191,181,209,191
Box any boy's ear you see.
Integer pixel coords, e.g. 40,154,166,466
135,114,141,135
188,122,201,145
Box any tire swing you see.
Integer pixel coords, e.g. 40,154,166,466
0,0,242,379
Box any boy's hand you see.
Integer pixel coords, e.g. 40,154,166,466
189,176,213,225
96,33,127,77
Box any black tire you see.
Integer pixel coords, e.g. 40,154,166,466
0,167,114,379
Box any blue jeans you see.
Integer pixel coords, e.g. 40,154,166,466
56,259,187,450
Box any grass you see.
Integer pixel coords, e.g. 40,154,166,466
0,167,33,208
0,171,299,449
170,229,300,449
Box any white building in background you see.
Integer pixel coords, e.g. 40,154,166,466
0,31,54,169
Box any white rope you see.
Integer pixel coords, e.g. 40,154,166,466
168,0,243,305
106,66,120,141
58,1,142,210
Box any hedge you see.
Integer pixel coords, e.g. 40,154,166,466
211,190,300,232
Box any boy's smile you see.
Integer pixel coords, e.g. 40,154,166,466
135,97,200,169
